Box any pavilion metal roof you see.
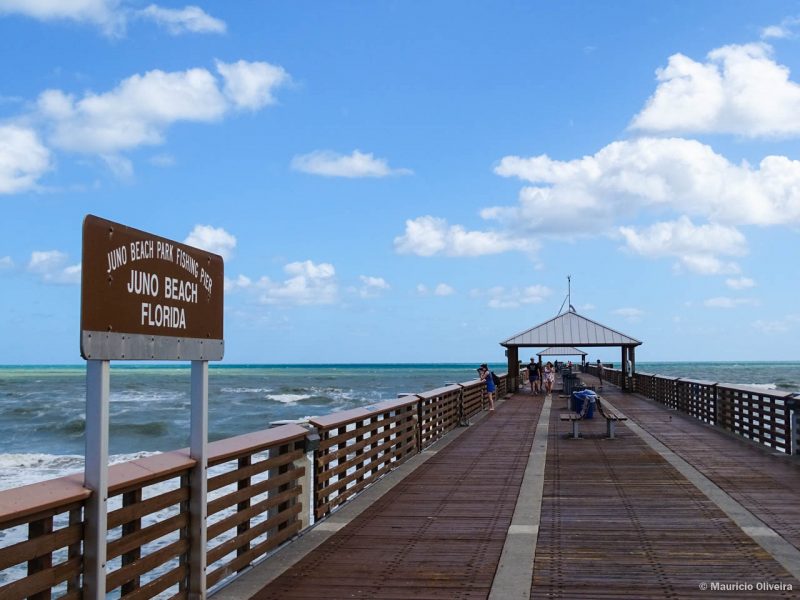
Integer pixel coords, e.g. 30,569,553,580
537,346,587,356
501,308,642,348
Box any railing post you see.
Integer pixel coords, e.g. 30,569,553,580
790,398,800,456
84,358,109,600
189,360,208,599
301,428,320,530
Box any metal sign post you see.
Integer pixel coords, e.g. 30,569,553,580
189,360,209,599
84,359,110,600
80,215,224,600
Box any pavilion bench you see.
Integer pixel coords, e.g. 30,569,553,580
595,395,627,439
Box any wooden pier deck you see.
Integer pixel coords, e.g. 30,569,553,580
216,377,800,599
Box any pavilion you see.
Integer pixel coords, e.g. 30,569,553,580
500,307,642,392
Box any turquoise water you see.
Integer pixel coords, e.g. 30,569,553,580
0,362,798,490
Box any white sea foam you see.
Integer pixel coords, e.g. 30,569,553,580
220,387,273,393
742,383,778,391
267,393,309,404
0,451,161,491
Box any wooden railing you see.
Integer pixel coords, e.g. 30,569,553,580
0,373,502,598
585,365,798,456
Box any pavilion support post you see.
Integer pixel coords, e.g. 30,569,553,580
620,347,628,392
629,346,636,392
507,346,519,393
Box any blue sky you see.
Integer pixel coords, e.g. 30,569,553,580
1,1,800,364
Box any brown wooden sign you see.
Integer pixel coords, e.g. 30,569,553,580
81,215,224,360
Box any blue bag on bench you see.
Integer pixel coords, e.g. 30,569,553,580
571,390,597,419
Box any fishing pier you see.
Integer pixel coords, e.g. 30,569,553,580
1,219,799,598
2,366,800,599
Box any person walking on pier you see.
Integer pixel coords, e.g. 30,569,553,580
478,364,496,411
543,361,555,395
597,359,604,389
528,358,540,394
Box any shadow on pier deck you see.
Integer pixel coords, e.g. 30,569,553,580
216,377,800,599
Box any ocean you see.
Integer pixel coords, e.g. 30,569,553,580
1,361,799,492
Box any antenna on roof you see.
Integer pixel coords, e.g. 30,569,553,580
558,275,575,314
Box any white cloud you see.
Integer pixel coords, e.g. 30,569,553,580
34,60,288,165
704,296,756,308
761,17,800,40
630,43,800,137
0,125,51,194
291,150,412,178
149,153,175,167
138,5,226,35
726,276,755,290
258,260,337,306
215,59,289,110
434,283,455,296
27,250,80,284
483,285,551,309
416,284,429,295
224,274,252,292
752,314,800,333
0,1,226,37
184,225,236,260
618,216,746,274
0,256,13,269
494,137,800,229
357,275,390,298
394,215,537,257
613,307,644,321
0,0,125,36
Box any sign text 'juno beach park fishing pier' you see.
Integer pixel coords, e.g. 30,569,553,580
80,214,224,361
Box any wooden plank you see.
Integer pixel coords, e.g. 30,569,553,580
207,487,300,542
106,538,188,592
0,523,82,571
207,467,303,517
207,449,303,492
108,486,188,529
0,556,82,599
107,512,187,561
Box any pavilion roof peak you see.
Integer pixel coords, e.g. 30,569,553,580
500,310,642,348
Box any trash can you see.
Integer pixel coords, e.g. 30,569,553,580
563,373,578,396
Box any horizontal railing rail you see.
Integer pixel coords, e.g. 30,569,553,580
584,365,798,456
0,372,503,599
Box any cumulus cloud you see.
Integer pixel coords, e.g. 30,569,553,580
761,16,800,40
726,276,755,290
224,274,252,292
618,217,746,275
184,225,236,260
630,43,800,137
434,283,455,296
27,250,80,284
35,60,288,161
394,215,537,257
494,137,800,229
291,150,412,178
216,59,289,110
0,1,226,37
354,275,390,298
138,4,226,35
752,314,800,333
0,125,52,194
704,296,756,309
480,285,551,309
258,260,337,306
0,256,13,269
613,307,644,321
0,0,125,36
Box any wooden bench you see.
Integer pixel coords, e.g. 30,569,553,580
559,410,585,439
595,395,627,439
559,395,592,439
